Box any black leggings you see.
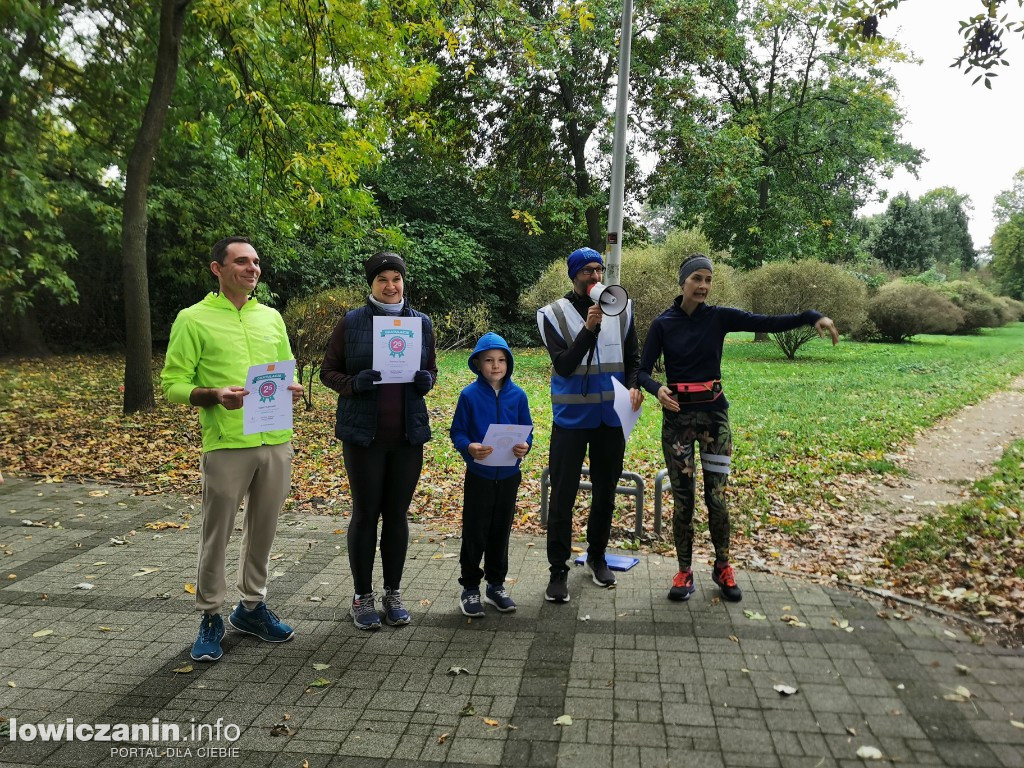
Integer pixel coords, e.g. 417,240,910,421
342,441,423,595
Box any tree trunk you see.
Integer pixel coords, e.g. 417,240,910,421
121,0,190,414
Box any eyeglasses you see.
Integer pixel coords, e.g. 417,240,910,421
578,267,604,277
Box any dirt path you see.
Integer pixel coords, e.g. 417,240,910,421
750,374,1024,631
868,374,1024,512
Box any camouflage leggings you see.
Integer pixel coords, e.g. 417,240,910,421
662,407,733,570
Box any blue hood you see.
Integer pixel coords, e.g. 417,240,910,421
468,332,514,380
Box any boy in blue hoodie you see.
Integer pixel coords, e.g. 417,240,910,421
450,333,533,617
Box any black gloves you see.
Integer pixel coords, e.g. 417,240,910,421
352,369,382,394
413,370,434,396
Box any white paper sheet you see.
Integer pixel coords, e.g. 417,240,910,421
243,359,296,435
611,377,642,443
372,316,423,383
475,423,534,467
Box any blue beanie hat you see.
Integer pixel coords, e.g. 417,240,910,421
567,247,603,280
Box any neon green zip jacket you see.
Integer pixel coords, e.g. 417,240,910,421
161,292,294,453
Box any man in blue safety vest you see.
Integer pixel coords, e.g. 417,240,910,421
537,247,643,603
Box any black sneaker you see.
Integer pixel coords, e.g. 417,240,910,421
588,558,616,588
545,570,569,603
712,561,743,602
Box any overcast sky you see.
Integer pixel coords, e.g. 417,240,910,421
860,0,1024,249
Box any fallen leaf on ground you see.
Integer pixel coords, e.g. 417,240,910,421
459,703,476,717
132,567,159,577
144,521,187,531
773,684,798,696
437,733,449,744
1011,720,1024,729
312,663,330,671
856,745,883,760
956,664,970,674
482,718,499,726
184,583,196,594
553,714,573,726
780,614,807,628
420,599,432,607
308,678,331,688
269,723,293,737
447,666,471,676
73,583,94,590
743,610,767,621
172,664,193,674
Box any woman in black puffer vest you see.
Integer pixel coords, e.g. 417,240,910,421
321,252,437,631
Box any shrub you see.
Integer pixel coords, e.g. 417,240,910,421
936,280,1004,332
996,296,1024,323
867,283,963,342
740,260,868,359
518,229,728,344
282,286,365,409
432,303,492,351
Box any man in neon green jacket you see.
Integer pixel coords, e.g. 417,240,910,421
161,236,303,662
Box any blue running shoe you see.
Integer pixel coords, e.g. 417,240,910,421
228,601,294,642
382,588,411,626
351,593,382,630
460,588,485,617
191,614,224,662
484,583,516,613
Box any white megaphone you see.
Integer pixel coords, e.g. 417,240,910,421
587,281,629,316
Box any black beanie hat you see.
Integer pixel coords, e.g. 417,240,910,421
364,252,407,284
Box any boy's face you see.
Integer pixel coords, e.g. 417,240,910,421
476,350,508,385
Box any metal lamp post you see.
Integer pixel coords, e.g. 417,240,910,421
604,0,634,287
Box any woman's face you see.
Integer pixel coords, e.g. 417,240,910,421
371,270,404,304
681,268,713,306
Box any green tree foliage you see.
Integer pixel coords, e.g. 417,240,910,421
867,282,963,342
640,0,920,268
0,0,86,352
870,193,936,272
740,260,867,358
417,0,642,251
991,170,1024,300
919,187,977,272
991,213,1024,300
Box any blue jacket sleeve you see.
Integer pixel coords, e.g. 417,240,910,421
449,392,474,461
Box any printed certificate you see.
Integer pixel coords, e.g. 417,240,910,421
372,316,423,383
242,359,296,435
475,423,533,467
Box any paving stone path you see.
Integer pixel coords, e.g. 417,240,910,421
0,477,1022,767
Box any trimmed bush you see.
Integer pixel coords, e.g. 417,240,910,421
740,260,868,359
867,283,963,342
936,280,1004,332
519,229,728,344
283,286,365,409
996,296,1024,323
